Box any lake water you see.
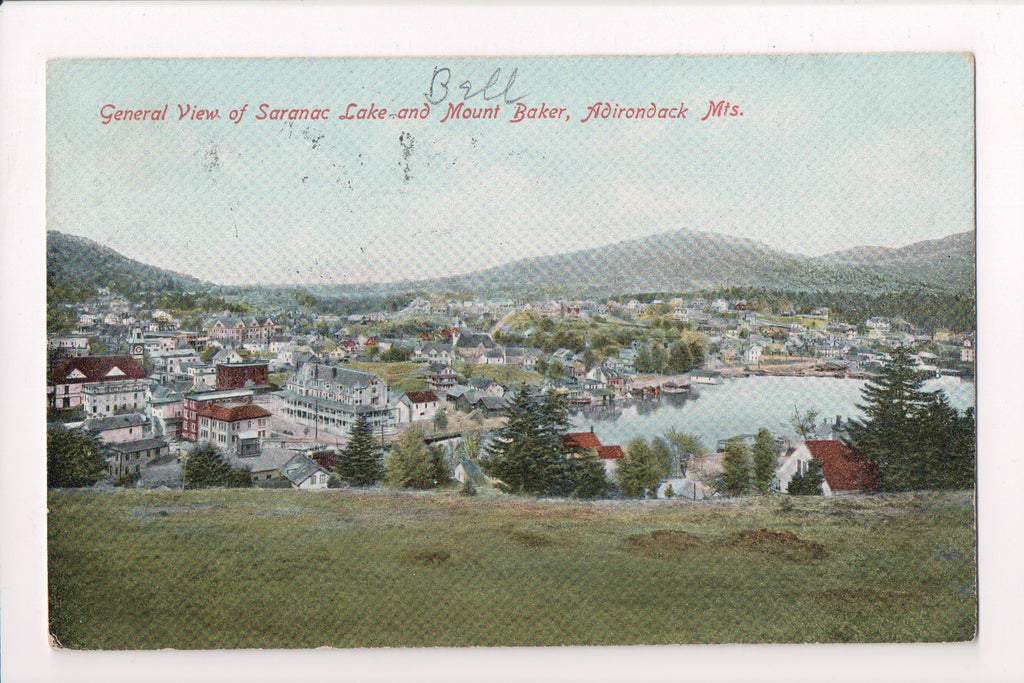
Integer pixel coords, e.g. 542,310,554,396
569,375,976,450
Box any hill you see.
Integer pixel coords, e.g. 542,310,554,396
819,231,975,293
47,231,206,299
421,229,975,299
48,228,975,305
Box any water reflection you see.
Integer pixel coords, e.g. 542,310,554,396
570,375,974,451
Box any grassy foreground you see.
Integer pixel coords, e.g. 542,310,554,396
48,487,976,649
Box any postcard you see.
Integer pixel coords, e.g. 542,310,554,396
41,53,979,654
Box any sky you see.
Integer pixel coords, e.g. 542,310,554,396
46,55,975,286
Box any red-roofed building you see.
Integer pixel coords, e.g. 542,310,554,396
396,390,441,424
775,439,880,496
197,402,271,456
47,356,148,412
181,388,255,442
563,431,625,475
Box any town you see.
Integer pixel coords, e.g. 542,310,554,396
46,284,976,496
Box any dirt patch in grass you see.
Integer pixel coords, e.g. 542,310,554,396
405,548,453,566
625,530,701,558
725,528,827,562
501,525,557,547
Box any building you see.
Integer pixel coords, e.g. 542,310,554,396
773,440,880,496
204,316,279,345
197,402,272,456
81,413,149,444
47,356,148,411
281,362,395,439
562,431,625,476
424,363,459,393
107,438,169,479
281,454,331,489
181,388,255,442
395,391,441,424
47,335,89,362
216,360,270,391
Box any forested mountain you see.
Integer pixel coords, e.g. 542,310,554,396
421,229,975,299
48,227,975,306
819,231,974,294
47,231,205,300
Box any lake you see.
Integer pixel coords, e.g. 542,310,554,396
569,375,976,450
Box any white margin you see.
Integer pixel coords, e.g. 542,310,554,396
2,3,1022,683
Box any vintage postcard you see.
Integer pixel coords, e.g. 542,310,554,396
41,53,979,653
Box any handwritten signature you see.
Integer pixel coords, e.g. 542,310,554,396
424,66,527,106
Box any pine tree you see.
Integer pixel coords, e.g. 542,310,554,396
752,428,777,494
386,426,450,490
183,443,251,488
722,437,752,496
482,385,606,498
337,414,383,486
845,346,959,491
788,460,823,495
47,426,108,488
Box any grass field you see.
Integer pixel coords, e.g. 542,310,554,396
47,487,976,649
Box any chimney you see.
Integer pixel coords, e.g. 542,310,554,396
590,425,594,433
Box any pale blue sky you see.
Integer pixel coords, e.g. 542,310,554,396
47,55,974,286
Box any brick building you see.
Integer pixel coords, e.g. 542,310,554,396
216,360,270,391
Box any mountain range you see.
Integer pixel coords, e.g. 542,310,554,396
48,228,974,302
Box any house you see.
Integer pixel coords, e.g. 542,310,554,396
81,413,149,444
204,316,279,345
147,381,190,439
212,348,244,365
417,341,453,364
281,454,331,490
455,332,500,360
773,440,880,496
452,458,485,484
197,402,272,456
961,334,975,363
562,431,624,476
150,348,201,374
47,355,149,412
106,437,169,478
424,363,459,393
466,377,505,397
743,344,763,365
47,335,90,362
395,390,441,423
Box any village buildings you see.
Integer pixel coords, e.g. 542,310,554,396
282,362,395,439
47,355,148,412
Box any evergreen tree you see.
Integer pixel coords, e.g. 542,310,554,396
788,460,823,495
47,426,107,488
337,414,383,486
183,443,252,488
844,346,974,491
722,437,752,496
482,385,606,498
616,437,670,498
752,428,777,494
386,427,450,490
482,386,550,494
